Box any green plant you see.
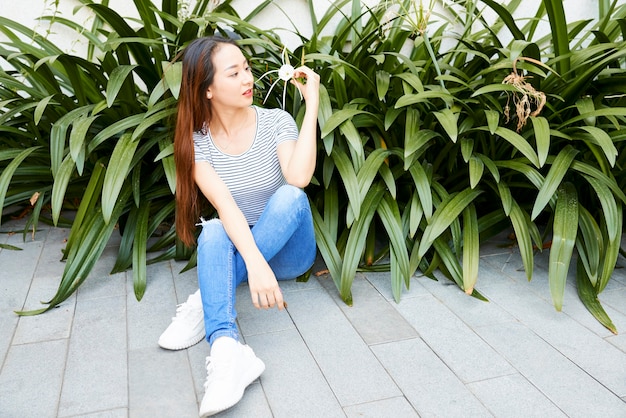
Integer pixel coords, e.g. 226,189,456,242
299,0,626,333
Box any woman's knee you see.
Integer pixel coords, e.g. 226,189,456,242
272,184,309,213
197,218,228,248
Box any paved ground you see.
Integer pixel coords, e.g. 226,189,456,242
1,217,626,418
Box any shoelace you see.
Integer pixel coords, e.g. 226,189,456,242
171,301,201,322
204,355,233,390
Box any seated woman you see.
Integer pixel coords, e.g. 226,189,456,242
160,35,320,417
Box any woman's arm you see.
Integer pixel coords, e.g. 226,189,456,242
277,66,320,188
194,161,285,310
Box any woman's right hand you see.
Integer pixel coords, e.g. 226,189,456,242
247,258,285,311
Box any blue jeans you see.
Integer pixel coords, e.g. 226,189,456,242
196,185,316,345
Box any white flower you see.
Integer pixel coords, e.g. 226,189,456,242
257,48,302,109
278,64,295,81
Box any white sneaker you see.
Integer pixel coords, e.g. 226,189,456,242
199,337,265,417
158,290,205,350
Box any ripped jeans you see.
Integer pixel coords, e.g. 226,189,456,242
196,185,316,345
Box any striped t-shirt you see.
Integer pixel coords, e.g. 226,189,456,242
193,106,298,225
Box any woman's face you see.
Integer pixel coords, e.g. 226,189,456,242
206,43,254,108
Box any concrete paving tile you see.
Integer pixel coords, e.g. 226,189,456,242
319,273,418,345
467,373,567,417
1,229,46,308
0,339,67,418
76,245,128,301
606,334,626,353
286,287,401,406
12,298,75,345
58,295,128,417
247,328,344,418
364,271,431,301
170,260,200,300
236,283,297,337
214,381,272,418
344,397,419,418
0,268,35,362
126,260,179,351
128,347,198,418
479,230,517,255
236,277,321,338
602,287,626,316
64,408,128,417
481,250,564,298
372,338,491,417
481,280,626,396
1,229,51,361
11,231,77,344
0,311,17,370
476,321,626,418
416,264,517,328
34,227,71,277
393,293,515,383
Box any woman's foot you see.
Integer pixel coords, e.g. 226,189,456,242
199,337,265,417
158,290,205,350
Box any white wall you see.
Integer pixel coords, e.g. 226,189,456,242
1,0,620,56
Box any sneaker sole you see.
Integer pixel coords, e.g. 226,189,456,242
158,330,205,351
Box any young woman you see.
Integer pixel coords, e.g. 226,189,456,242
160,36,319,417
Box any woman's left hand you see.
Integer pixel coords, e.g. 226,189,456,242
291,66,320,105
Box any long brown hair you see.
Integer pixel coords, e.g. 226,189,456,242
174,36,238,247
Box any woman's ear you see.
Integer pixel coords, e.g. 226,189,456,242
206,89,212,100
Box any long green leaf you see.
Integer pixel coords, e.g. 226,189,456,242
544,0,570,77
408,162,433,220
530,116,550,167
102,133,140,224
311,203,345,299
597,201,622,293
340,184,385,301
462,204,479,295
468,155,484,189
50,106,95,177
106,65,137,107
51,155,76,226
549,182,578,311
69,115,99,175
417,188,483,258
0,147,40,223
531,145,578,220
509,200,534,282
332,148,361,223
377,194,411,301
582,175,619,242
491,127,540,167
133,200,151,301
576,204,602,286
63,159,106,259
576,258,617,334
433,108,458,143
577,125,618,167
